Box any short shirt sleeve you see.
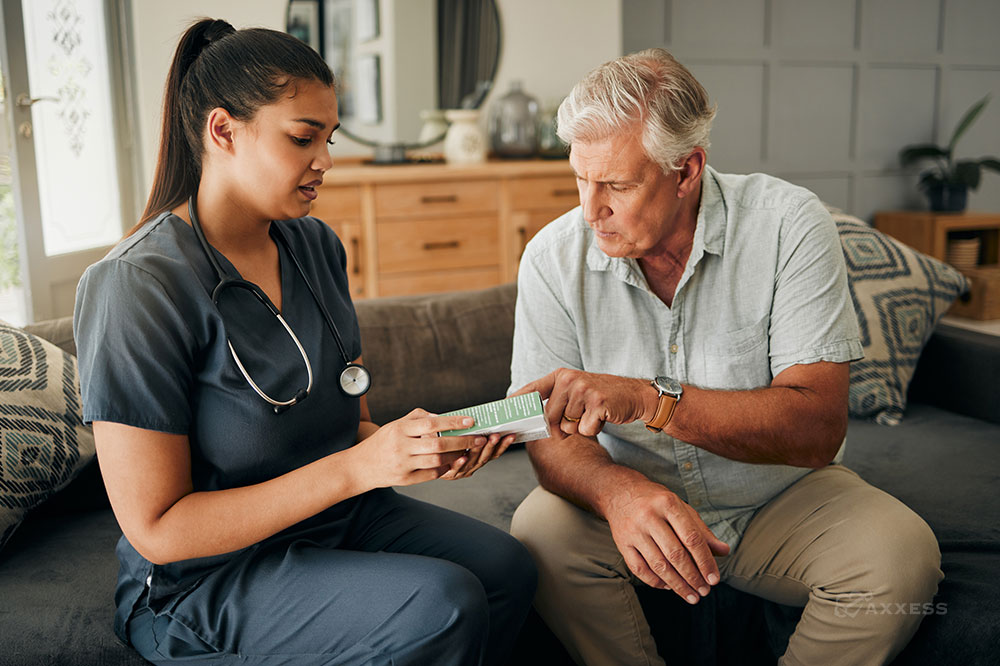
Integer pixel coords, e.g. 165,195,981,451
768,196,863,377
508,239,583,395
74,259,197,433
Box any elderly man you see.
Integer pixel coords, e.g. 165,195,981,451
509,49,942,666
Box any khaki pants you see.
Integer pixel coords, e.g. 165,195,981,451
511,465,942,666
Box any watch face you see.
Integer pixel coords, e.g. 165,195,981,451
654,375,683,396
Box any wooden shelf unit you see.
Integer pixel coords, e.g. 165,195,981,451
309,159,577,299
873,210,1000,266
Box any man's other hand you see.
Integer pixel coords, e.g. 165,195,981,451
513,368,655,436
605,479,731,604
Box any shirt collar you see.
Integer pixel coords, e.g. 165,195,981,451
585,164,727,286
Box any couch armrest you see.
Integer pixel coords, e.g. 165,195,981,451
908,322,1000,424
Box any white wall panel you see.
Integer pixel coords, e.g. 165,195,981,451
945,0,1000,64
859,67,937,170
861,0,940,59
856,174,924,222
670,0,767,52
773,0,856,54
686,62,765,173
771,65,854,170
781,175,852,211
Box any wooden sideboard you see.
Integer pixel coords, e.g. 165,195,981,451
309,159,578,299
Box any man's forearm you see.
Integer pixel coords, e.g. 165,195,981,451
661,382,846,468
525,433,652,520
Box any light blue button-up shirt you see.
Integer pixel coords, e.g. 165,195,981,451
509,166,863,548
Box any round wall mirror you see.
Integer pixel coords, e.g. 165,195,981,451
286,0,501,163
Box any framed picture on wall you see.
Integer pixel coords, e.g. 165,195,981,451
287,0,321,53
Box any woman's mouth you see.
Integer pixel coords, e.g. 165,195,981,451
298,185,318,201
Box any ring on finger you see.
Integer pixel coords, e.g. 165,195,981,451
562,414,581,423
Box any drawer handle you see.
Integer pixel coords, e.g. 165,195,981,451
420,195,459,204
350,237,361,275
423,240,461,251
551,188,577,197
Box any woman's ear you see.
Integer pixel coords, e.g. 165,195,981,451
677,147,707,199
204,107,236,154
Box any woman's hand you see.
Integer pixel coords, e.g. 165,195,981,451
442,433,517,480
352,408,491,489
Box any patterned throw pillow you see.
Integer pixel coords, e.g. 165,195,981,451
0,321,95,550
832,213,969,425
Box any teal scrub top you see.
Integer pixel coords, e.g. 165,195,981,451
74,212,363,630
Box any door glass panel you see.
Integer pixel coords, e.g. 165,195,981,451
0,67,27,326
22,0,122,256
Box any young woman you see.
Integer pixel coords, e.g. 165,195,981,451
74,19,535,665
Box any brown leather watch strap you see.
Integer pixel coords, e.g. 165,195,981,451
645,387,680,433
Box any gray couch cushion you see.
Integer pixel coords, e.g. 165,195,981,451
355,283,516,424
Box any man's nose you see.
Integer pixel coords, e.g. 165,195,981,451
580,182,608,223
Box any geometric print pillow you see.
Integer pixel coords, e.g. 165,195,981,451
0,321,95,550
833,213,969,426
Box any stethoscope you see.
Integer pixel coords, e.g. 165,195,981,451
188,195,371,413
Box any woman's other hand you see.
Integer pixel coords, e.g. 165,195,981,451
441,433,517,481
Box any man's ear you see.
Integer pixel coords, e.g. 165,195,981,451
205,107,237,154
677,147,706,199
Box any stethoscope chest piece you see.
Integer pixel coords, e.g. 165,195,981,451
340,363,371,397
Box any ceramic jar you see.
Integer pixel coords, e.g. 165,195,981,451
443,109,487,165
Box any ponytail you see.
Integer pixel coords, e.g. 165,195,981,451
127,18,334,236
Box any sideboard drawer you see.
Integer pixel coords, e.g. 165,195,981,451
312,185,362,222
509,176,579,211
376,216,499,274
378,267,502,297
374,180,499,218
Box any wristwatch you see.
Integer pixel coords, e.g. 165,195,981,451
645,376,683,433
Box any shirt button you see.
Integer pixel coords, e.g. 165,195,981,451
670,344,679,354
683,461,693,471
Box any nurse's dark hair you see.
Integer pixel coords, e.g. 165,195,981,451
128,18,334,236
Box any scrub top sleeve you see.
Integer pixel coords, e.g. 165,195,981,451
74,259,197,434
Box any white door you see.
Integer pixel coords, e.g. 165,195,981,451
0,0,139,324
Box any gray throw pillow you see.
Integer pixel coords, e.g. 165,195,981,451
833,213,969,425
0,321,95,549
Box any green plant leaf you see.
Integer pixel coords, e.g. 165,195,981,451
948,94,991,154
955,160,981,189
980,157,1000,174
899,144,949,166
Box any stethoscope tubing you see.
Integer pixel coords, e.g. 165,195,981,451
187,194,370,409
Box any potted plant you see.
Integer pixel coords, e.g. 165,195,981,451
899,94,1000,212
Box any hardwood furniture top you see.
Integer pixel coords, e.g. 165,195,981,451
322,157,574,185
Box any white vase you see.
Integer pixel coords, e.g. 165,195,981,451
443,109,487,165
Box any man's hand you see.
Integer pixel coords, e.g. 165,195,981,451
603,479,731,604
513,368,655,437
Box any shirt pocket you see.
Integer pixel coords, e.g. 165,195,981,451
702,316,771,390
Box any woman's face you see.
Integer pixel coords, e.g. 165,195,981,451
229,78,339,223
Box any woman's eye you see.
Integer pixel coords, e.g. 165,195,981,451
292,137,311,146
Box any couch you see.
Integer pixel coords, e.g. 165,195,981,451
2,283,998,665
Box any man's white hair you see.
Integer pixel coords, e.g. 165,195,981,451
557,48,717,173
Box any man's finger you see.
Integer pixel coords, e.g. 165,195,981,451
511,371,557,400
633,537,701,603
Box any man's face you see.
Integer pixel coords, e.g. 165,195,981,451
569,130,685,259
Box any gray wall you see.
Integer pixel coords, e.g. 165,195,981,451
622,0,1000,221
